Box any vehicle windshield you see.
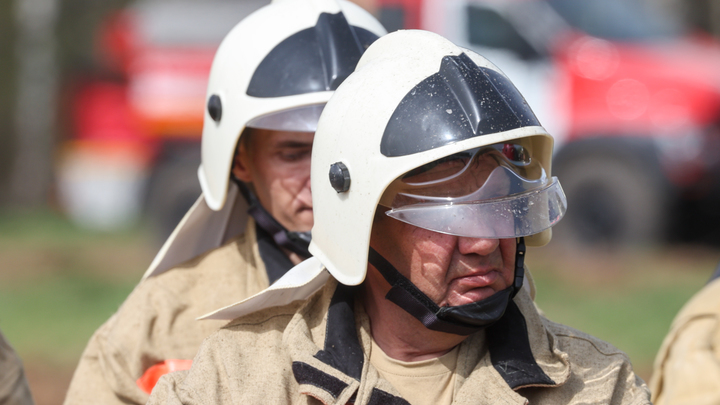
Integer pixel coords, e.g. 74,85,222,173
546,0,684,41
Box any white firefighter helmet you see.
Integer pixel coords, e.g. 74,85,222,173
199,0,387,210
201,29,562,322
309,30,566,286
143,0,387,279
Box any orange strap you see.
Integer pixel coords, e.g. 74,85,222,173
136,359,193,394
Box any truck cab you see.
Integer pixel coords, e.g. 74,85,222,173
59,0,268,239
379,0,720,247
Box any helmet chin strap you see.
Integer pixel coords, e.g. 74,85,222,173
367,237,526,336
235,180,312,258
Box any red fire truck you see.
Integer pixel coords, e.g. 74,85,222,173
62,0,720,248
377,0,720,247
58,0,267,238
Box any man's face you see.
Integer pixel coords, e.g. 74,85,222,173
232,128,314,232
369,212,516,307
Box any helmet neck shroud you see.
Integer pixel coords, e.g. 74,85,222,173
367,237,526,336
380,53,540,157
247,11,379,98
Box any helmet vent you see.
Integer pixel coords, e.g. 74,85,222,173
441,54,483,134
246,12,379,98
380,53,541,157
314,12,363,90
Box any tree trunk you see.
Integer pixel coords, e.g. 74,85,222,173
9,0,59,207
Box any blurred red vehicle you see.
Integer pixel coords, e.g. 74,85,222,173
378,0,720,247
58,0,267,237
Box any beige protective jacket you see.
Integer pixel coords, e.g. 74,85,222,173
0,330,34,405
64,220,269,405
148,277,651,405
650,277,720,405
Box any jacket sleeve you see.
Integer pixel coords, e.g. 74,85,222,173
63,318,149,405
146,318,299,405
146,336,235,405
0,331,35,405
652,316,720,405
63,279,191,405
146,370,193,405
63,289,156,405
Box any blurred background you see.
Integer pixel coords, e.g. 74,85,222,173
2,0,720,403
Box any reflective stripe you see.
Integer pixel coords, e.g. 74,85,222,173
136,359,193,394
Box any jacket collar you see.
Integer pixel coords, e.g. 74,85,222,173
288,278,570,404
255,220,296,284
486,300,556,388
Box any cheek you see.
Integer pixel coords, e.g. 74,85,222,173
248,160,292,213
410,229,455,264
279,169,310,193
273,158,311,194
408,231,457,294
499,238,517,285
248,155,274,185
258,163,302,197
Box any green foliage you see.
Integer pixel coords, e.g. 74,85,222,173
0,209,145,243
533,270,706,377
0,274,136,365
528,246,717,379
0,209,153,365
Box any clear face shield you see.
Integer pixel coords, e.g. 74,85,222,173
381,141,567,239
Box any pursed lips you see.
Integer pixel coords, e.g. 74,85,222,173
297,206,313,214
443,268,503,305
449,265,502,292
293,202,313,212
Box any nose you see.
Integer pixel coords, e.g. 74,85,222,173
298,175,312,205
457,236,500,256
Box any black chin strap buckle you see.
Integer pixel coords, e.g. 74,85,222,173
288,230,312,245
511,237,526,298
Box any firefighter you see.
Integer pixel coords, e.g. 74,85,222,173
63,1,386,404
650,261,720,404
147,29,651,405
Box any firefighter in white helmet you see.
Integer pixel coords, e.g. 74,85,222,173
146,30,651,405
64,1,386,404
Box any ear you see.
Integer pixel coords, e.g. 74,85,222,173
231,139,253,182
